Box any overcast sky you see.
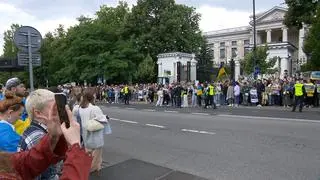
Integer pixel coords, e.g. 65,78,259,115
0,0,285,54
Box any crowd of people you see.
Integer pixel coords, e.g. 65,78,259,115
0,77,112,179
63,76,319,112
0,74,316,178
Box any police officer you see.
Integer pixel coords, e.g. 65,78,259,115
124,84,130,105
292,80,306,112
208,83,217,109
304,79,316,107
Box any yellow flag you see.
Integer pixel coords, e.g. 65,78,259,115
217,67,226,78
14,118,31,135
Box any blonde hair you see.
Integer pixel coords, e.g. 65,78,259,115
25,89,55,119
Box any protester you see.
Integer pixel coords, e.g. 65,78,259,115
0,103,92,180
4,77,30,135
73,89,109,173
19,89,61,179
0,92,24,152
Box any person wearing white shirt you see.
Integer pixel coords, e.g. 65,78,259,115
234,82,241,107
156,88,164,106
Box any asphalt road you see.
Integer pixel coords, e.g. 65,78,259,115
98,104,320,180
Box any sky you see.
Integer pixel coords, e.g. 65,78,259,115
0,0,285,55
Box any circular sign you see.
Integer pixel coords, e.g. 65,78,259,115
14,26,42,53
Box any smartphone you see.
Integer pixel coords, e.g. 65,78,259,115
55,93,70,128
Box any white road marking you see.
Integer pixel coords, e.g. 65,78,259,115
145,124,166,129
191,113,210,116
143,109,156,112
217,114,320,123
181,129,199,133
126,107,136,110
198,131,216,135
181,129,216,135
110,118,138,124
164,110,178,113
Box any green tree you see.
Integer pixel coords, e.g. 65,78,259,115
303,5,320,70
0,24,29,85
284,0,318,29
136,54,155,82
123,0,203,60
242,46,277,75
196,40,213,82
2,24,21,57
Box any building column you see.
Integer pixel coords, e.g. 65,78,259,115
234,59,240,81
280,57,289,78
250,30,254,44
173,62,177,83
266,29,272,43
298,24,307,61
282,27,288,42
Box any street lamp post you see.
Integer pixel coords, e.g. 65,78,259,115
252,0,257,78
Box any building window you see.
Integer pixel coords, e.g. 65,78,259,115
208,43,214,49
244,40,250,45
220,42,225,47
244,47,250,56
212,49,215,59
220,48,225,59
232,48,237,58
232,41,237,46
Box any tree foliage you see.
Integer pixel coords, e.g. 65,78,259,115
1,0,207,86
0,24,29,85
242,46,277,75
196,40,213,82
302,5,320,70
284,0,318,29
136,54,155,82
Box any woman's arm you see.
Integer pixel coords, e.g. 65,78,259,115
60,144,92,180
12,135,67,180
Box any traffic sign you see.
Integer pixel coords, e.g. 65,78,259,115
14,26,42,53
17,52,41,66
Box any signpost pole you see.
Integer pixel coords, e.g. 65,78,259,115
28,30,34,91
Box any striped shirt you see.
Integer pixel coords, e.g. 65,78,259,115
18,120,59,180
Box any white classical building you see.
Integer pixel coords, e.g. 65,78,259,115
204,6,308,78
157,52,197,84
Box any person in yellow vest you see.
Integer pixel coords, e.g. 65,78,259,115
206,83,217,109
4,78,30,135
292,80,306,112
196,84,203,107
304,79,316,108
124,85,130,105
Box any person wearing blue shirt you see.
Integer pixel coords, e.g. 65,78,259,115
4,77,30,135
0,92,24,152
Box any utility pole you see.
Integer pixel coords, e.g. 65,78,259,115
253,0,257,78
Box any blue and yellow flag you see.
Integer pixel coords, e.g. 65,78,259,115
217,63,227,79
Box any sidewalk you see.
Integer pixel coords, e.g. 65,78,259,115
97,101,320,112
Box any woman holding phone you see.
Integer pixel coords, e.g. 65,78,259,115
0,104,92,180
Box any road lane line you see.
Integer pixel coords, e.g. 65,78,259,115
217,114,320,123
164,110,178,113
145,124,166,129
126,107,136,110
198,131,216,135
191,113,210,116
110,118,138,124
143,109,156,112
181,129,216,135
181,129,199,133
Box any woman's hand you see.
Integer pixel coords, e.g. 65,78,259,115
45,103,63,151
61,105,81,147
46,103,63,138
